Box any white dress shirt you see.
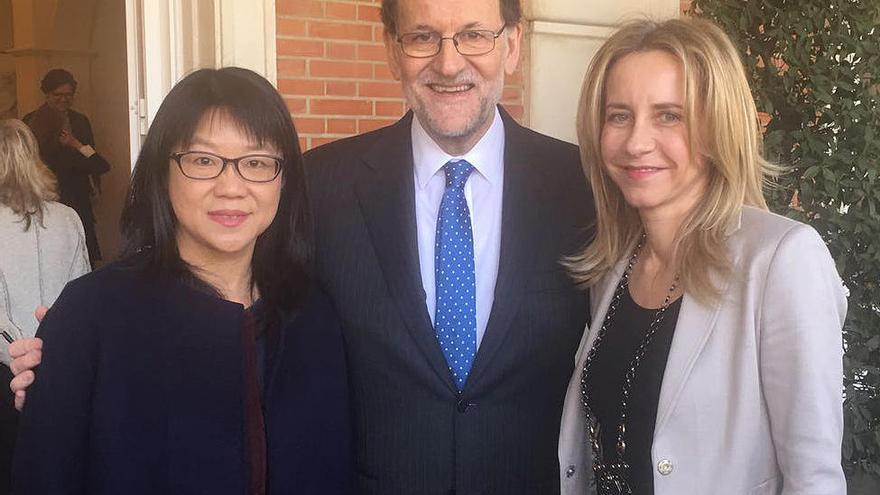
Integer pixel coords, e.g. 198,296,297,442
412,109,505,347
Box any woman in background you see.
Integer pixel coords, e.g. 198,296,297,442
558,18,846,494
0,119,90,493
12,68,351,494
24,68,111,265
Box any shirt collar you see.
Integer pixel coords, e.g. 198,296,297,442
411,107,505,189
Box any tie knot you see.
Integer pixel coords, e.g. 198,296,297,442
443,160,474,189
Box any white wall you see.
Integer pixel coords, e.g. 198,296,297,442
0,0,15,118
137,0,277,129
90,0,131,261
525,0,680,144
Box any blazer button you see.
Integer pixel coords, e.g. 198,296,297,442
565,465,576,478
456,398,471,413
657,459,673,476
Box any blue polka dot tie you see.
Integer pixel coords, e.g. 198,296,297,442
435,159,477,390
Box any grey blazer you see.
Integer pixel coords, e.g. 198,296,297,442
558,206,847,495
0,202,90,366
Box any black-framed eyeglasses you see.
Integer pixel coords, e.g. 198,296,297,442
169,151,282,183
396,25,507,58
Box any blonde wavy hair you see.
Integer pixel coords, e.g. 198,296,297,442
566,18,779,304
0,119,58,230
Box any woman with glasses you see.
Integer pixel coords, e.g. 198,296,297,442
23,69,111,266
12,68,352,495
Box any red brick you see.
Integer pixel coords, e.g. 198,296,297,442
358,119,398,133
357,44,387,62
325,2,357,20
277,58,307,77
310,60,373,78
328,118,357,133
502,87,521,101
284,97,307,113
277,39,324,57
311,99,373,116
278,78,324,96
327,42,357,60
373,63,396,81
293,117,325,134
326,81,357,96
375,101,404,117
359,81,401,98
277,0,323,17
312,137,337,148
298,136,309,152
507,68,523,84
503,104,524,121
358,4,381,22
309,21,373,41
277,18,306,37
373,25,386,42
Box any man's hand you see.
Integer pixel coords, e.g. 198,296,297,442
35,305,48,322
9,337,42,411
59,129,83,150
8,305,49,411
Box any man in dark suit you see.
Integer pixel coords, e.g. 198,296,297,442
305,0,593,492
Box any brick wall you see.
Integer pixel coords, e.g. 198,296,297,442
276,0,527,151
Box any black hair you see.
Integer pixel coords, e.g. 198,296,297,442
120,67,311,312
380,0,522,35
40,69,77,94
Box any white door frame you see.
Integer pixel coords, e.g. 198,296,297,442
123,0,277,169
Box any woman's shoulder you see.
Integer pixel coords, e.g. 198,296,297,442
0,202,83,244
736,206,823,244
42,201,84,228
731,206,831,266
61,255,151,297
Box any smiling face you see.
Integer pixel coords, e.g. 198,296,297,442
168,109,283,266
600,50,709,222
385,0,521,154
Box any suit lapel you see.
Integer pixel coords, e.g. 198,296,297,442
653,286,726,432
467,111,552,389
355,113,457,392
653,217,742,432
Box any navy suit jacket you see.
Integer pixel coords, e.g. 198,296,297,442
305,107,593,494
13,258,352,494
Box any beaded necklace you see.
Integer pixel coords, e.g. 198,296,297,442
580,235,679,494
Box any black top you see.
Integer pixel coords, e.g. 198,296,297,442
23,105,111,262
585,286,683,494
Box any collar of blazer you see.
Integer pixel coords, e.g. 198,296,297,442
578,209,745,433
354,106,564,395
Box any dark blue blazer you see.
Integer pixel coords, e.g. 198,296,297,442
13,259,353,494
305,108,592,494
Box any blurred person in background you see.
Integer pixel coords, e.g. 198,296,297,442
24,68,111,266
0,118,90,495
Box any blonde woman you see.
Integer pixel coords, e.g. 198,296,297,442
0,118,89,491
557,19,846,494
